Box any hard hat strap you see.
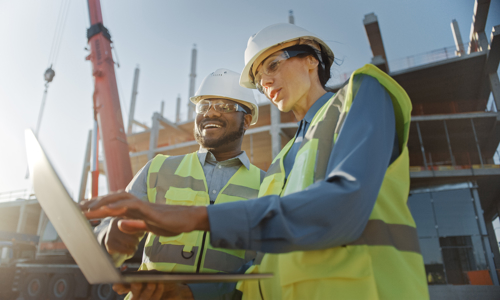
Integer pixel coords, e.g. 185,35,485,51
282,45,325,68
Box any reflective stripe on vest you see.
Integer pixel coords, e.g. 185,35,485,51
240,64,428,300
142,152,261,274
347,219,421,253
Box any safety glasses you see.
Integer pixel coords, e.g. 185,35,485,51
254,45,323,94
195,99,248,115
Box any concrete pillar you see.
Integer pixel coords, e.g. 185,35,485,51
472,188,500,285
363,13,389,73
78,130,92,202
148,113,160,160
176,94,182,123
188,45,197,120
485,220,500,270
487,26,500,73
36,210,47,236
468,0,491,53
489,73,500,111
270,106,281,158
16,204,26,233
127,66,140,135
451,20,465,56
477,31,490,52
160,100,165,117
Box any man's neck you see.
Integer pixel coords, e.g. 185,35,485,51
204,143,243,162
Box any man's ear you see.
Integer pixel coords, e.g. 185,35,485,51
243,113,252,130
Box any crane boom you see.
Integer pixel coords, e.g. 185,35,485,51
86,0,132,192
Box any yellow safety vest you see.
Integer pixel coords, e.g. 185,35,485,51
139,152,261,273
238,64,428,299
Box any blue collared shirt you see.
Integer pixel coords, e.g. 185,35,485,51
283,92,334,178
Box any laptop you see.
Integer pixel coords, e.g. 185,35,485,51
24,129,271,284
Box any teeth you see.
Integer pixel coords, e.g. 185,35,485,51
205,124,221,129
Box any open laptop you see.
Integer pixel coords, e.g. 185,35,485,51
25,129,271,284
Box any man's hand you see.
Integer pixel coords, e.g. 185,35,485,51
113,282,194,300
80,191,210,237
104,217,143,255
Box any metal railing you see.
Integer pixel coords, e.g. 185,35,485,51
412,117,500,171
389,44,464,73
0,189,36,202
328,43,468,87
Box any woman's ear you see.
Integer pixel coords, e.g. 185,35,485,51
307,55,319,70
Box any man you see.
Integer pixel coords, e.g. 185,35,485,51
85,24,428,299
89,68,264,300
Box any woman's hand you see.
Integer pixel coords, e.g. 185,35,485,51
80,191,210,237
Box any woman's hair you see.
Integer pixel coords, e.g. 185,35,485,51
285,41,333,88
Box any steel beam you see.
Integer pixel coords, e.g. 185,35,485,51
443,120,456,166
411,111,497,122
471,119,484,167
132,120,150,131
416,122,428,169
410,167,500,178
156,113,192,137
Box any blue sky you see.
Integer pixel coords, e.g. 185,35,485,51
0,0,499,199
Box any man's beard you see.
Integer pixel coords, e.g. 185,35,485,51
195,118,245,151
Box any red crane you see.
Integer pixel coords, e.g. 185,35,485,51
86,0,133,194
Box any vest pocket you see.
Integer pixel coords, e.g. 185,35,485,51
158,231,200,246
165,187,205,206
278,245,374,286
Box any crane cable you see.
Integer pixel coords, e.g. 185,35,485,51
26,0,71,179
48,0,71,68
35,0,71,134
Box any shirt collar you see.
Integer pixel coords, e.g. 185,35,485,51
302,92,335,124
197,148,251,170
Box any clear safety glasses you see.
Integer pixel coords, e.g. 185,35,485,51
253,46,324,94
195,99,248,115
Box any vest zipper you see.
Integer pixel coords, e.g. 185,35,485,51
196,200,213,273
258,279,265,300
195,231,208,273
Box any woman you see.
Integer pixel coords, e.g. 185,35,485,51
85,23,428,300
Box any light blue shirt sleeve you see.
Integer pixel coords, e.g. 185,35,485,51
207,75,397,253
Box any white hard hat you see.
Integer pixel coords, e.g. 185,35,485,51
190,68,259,125
240,23,334,89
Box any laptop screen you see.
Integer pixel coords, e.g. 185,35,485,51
25,129,121,284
